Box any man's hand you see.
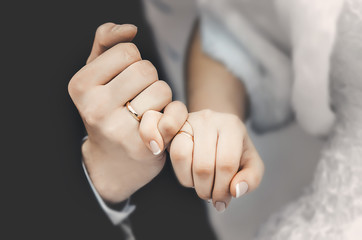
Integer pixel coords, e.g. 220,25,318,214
68,23,187,203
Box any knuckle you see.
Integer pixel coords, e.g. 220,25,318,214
120,42,141,62
171,148,189,163
82,93,110,126
137,60,158,79
68,74,85,97
170,101,188,116
196,192,211,200
200,109,213,120
194,164,213,179
82,108,103,127
81,100,107,127
155,80,172,102
95,22,114,46
174,100,187,110
161,117,178,135
218,160,237,173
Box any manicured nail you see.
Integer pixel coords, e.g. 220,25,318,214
215,202,226,213
150,140,161,155
207,199,212,203
236,181,249,198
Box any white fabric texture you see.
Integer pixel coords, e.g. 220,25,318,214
198,0,294,133
256,1,362,239
142,0,198,103
281,0,342,137
198,0,362,239
144,0,295,133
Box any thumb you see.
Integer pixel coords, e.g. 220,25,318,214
87,22,138,64
230,135,264,198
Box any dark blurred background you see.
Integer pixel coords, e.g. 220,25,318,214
3,0,165,239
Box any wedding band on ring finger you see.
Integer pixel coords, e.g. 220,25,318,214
176,120,194,140
126,101,142,122
176,130,194,141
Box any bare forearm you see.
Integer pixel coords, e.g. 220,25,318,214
186,25,248,120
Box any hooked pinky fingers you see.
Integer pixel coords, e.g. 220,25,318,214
139,110,164,156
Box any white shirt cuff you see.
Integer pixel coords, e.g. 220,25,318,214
82,161,136,225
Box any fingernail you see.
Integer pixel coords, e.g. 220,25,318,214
207,199,212,203
124,24,137,30
150,140,161,155
215,202,226,213
112,24,137,32
236,181,249,198
111,24,122,32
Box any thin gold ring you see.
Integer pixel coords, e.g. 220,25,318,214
126,102,142,122
177,130,194,141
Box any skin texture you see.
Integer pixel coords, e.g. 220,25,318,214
169,26,264,211
68,23,264,213
68,23,188,203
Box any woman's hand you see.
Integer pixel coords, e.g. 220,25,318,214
68,23,187,203
169,110,264,212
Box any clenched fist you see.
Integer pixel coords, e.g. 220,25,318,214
68,23,187,203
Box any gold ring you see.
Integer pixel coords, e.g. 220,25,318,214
126,102,142,122
177,130,194,141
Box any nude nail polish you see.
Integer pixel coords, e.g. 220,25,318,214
150,140,161,155
215,202,226,213
236,181,249,198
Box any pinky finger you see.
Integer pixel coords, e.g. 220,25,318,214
139,110,164,155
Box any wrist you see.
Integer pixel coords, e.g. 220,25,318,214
82,140,134,203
